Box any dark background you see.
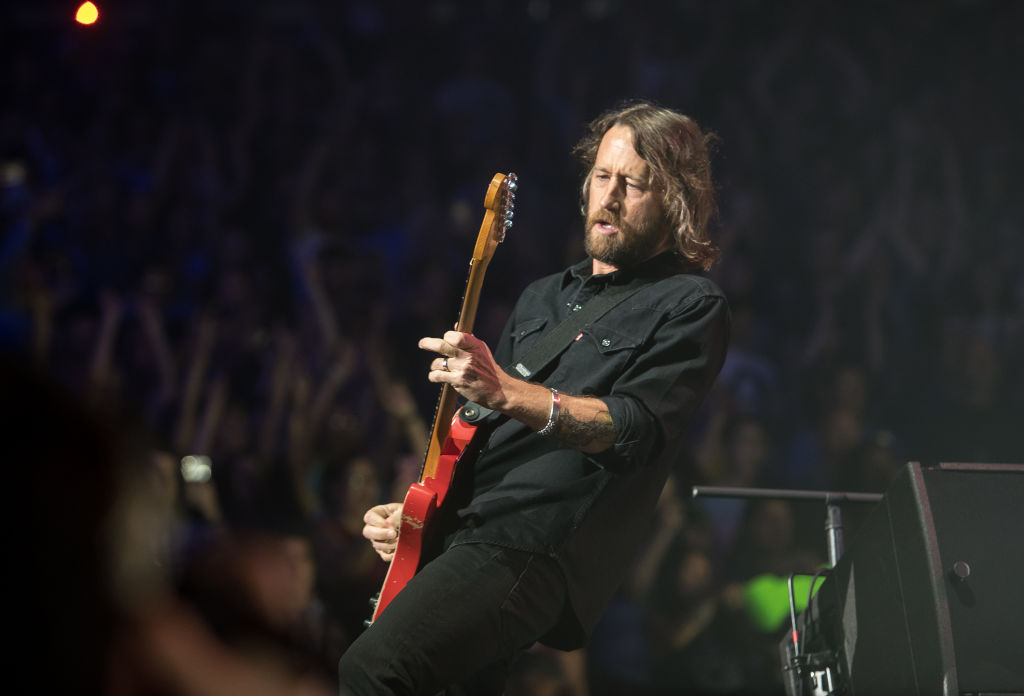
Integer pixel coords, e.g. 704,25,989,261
3,1,1022,693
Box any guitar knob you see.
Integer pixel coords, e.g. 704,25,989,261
950,561,971,582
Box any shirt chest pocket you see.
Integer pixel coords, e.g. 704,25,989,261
578,322,644,360
510,317,548,353
510,309,658,382
578,305,662,362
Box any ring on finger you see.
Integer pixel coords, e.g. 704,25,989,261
441,357,449,371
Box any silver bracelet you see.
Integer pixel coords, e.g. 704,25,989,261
538,388,560,436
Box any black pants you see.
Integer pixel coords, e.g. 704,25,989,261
337,542,567,696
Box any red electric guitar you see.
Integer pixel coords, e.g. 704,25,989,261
368,171,517,623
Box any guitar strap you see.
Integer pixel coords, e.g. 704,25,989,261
459,280,647,424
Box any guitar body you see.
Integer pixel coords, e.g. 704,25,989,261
371,483,435,622
370,412,478,622
369,172,517,624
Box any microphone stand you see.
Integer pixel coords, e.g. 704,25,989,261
690,485,882,567
691,485,883,696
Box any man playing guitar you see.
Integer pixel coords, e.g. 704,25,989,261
338,100,731,695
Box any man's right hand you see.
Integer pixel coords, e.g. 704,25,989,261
363,502,403,561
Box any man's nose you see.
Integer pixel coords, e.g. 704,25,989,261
599,181,623,210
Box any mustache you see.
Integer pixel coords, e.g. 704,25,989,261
587,211,622,228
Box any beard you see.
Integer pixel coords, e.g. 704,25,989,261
584,208,672,271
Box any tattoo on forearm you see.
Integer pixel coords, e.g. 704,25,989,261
555,406,616,449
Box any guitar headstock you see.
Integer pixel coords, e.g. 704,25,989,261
473,172,517,263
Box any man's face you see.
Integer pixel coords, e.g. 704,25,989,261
584,125,672,273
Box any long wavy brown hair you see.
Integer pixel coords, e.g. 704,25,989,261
573,100,720,271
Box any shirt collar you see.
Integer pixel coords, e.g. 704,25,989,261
565,251,687,286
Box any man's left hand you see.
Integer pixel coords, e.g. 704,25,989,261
419,330,509,410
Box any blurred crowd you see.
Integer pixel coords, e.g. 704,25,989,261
3,1,1022,694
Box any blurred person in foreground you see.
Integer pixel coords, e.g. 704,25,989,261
4,355,333,696
339,100,731,695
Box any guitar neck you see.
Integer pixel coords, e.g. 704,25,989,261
416,172,515,484
456,256,491,334
420,256,491,482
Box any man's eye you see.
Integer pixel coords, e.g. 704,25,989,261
594,173,610,181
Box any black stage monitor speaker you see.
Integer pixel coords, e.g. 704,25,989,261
792,462,1024,695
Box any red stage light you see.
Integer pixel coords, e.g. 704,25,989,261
75,2,100,25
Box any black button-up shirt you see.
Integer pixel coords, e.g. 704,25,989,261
448,251,730,647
